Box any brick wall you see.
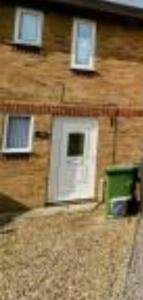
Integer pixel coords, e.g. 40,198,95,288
0,4,143,210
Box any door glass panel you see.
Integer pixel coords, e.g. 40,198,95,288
67,133,85,157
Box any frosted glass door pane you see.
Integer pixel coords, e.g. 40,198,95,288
67,133,85,157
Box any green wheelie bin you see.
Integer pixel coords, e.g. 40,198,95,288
105,164,138,217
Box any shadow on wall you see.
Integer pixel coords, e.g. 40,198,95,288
0,193,29,228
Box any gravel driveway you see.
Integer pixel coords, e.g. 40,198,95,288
123,216,143,300
0,206,137,300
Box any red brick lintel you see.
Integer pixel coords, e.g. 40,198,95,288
0,101,143,117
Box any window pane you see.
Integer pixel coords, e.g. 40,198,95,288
75,22,92,65
67,133,85,157
19,13,39,42
6,116,30,149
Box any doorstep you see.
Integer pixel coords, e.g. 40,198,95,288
20,202,98,219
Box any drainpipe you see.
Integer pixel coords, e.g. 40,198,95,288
110,116,118,165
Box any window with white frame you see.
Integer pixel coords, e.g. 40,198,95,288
71,19,96,71
14,8,43,46
3,115,34,153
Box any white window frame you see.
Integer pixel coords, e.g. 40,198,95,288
14,7,44,47
71,18,96,71
2,115,34,154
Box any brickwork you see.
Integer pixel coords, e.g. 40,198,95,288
0,4,143,210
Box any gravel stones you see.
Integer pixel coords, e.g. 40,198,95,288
123,217,143,300
0,207,137,300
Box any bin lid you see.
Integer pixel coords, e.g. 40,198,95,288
106,164,138,174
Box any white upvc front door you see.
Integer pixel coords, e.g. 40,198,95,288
48,117,98,202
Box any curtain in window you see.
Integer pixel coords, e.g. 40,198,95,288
6,116,30,149
19,13,38,41
76,22,92,65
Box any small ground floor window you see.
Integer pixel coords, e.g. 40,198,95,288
2,115,34,153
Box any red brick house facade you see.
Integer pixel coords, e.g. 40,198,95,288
1,0,143,211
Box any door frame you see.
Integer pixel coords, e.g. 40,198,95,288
48,117,98,203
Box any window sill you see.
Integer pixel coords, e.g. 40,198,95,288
12,39,42,47
70,65,96,73
10,41,42,53
1,149,32,155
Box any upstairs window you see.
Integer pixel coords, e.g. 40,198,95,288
2,115,34,154
71,19,96,71
14,8,44,47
